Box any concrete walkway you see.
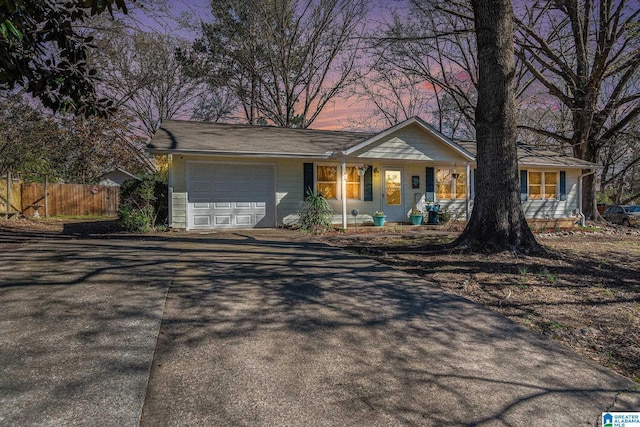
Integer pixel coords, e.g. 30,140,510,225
1,231,638,426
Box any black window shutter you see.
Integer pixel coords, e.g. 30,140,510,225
520,170,528,201
426,167,435,202
364,165,373,201
303,163,313,199
559,171,566,201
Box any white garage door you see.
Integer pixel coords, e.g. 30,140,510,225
187,163,275,229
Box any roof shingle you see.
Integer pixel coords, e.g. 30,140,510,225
147,119,598,169
456,141,597,168
147,120,373,156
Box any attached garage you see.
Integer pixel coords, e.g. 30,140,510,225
187,162,276,229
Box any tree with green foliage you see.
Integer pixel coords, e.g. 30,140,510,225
0,95,60,179
0,94,150,183
0,0,129,115
118,175,167,232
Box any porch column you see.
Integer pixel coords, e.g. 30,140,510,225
466,163,471,221
341,157,347,229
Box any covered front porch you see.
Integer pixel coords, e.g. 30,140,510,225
328,160,473,228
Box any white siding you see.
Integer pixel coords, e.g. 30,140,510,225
170,158,187,229
168,154,582,229
275,158,306,226
435,200,468,221
355,123,468,162
171,192,187,229
521,169,579,219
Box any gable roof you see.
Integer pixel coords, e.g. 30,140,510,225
342,116,475,161
98,167,140,186
146,118,598,169
147,120,373,158
99,167,140,180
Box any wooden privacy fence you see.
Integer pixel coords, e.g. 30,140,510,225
1,177,119,217
0,175,22,215
22,183,119,217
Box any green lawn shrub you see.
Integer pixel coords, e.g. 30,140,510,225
118,175,168,232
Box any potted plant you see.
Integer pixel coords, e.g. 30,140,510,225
409,208,423,225
372,210,386,227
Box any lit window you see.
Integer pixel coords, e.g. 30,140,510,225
436,169,466,199
316,165,363,200
544,172,557,199
385,170,401,205
529,172,542,199
316,165,337,199
345,166,362,199
436,170,452,199
529,171,557,200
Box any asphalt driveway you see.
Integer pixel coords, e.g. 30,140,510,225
1,230,638,426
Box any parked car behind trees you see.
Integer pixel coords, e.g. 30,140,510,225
602,205,640,227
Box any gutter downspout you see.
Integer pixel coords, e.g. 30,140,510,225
465,163,471,222
578,169,596,227
341,157,347,229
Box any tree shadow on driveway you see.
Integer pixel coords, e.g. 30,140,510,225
140,234,640,426
0,236,178,426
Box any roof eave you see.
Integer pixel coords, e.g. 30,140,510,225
146,147,334,159
518,162,601,169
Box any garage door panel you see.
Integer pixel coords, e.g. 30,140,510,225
193,216,211,226
187,163,275,229
235,214,253,225
214,215,231,226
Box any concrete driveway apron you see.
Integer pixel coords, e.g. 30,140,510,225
0,236,178,426
141,232,639,426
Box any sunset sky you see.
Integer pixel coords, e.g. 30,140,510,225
127,0,412,132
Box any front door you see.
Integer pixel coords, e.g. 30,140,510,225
382,168,405,222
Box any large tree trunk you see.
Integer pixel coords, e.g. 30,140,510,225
454,0,542,253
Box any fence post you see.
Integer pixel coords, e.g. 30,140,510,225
44,175,48,217
7,171,11,212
